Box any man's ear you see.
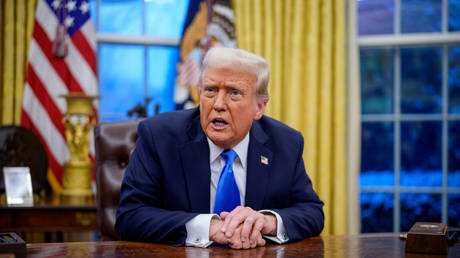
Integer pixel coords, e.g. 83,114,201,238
254,99,267,120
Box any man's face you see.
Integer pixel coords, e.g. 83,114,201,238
200,66,267,149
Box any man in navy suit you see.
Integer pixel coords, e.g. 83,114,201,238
115,47,324,249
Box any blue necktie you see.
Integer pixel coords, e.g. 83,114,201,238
213,149,240,214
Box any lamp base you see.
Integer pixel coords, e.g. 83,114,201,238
61,160,93,198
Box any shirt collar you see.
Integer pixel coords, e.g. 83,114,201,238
207,133,250,168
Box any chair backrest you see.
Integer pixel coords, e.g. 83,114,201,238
94,120,139,241
0,125,48,196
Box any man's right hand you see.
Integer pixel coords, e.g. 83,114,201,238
210,217,230,244
210,217,265,249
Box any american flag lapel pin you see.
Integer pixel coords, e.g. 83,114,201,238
260,155,268,165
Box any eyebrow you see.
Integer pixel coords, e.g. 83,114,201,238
202,81,245,91
202,79,216,86
223,83,245,92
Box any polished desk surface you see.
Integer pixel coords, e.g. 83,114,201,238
25,233,460,257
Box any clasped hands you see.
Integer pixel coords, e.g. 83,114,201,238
209,206,277,249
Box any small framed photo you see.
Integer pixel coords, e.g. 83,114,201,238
3,167,34,206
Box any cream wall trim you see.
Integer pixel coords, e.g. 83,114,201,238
346,0,361,234
358,33,460,47
96,34,180,46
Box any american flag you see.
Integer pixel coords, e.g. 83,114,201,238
174,0,236,110
177,54,201,88
21,0,97,193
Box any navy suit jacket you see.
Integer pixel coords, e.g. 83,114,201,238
115,107,324,246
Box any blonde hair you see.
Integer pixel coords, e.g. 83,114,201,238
201,47,269,101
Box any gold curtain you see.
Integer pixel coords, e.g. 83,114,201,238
0,0,37,125
233,0,347,235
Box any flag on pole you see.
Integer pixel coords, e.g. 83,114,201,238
174,0,237,110
21,0,98,194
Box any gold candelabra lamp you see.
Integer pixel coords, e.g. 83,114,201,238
61,93,97,200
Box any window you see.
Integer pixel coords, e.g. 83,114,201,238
358,0,460,232
89,0,189,121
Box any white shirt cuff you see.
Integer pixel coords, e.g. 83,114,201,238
259,209,289,244
185,214,217,247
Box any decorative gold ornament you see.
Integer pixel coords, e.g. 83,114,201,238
60,93,97,201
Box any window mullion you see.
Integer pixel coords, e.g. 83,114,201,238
442,45,448,224
442,0,448,33
96,34,180,46
144,46,149,115
96,0,100,31
395,0,401,35
358,34,460,47
394,0,402,233
142,0,147,104
394,47,401,233
142,0,146,35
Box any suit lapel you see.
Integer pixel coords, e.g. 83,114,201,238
245,120,272,211
180,116,211,213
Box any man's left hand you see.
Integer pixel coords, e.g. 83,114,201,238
220,206,277,245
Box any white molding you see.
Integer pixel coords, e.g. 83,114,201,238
346,0,361,235
358,33,460,47
96,33,180,46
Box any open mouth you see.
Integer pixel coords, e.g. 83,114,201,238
212,118,228,127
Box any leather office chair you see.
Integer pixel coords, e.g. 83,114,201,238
94,120,140,241
0,126,48,197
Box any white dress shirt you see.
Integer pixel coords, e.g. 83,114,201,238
185,133,289,247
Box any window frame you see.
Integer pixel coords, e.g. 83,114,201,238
92,0,182,121
357,0,460,232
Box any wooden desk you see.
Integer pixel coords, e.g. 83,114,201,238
0,197,97,233
24,233,460,257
